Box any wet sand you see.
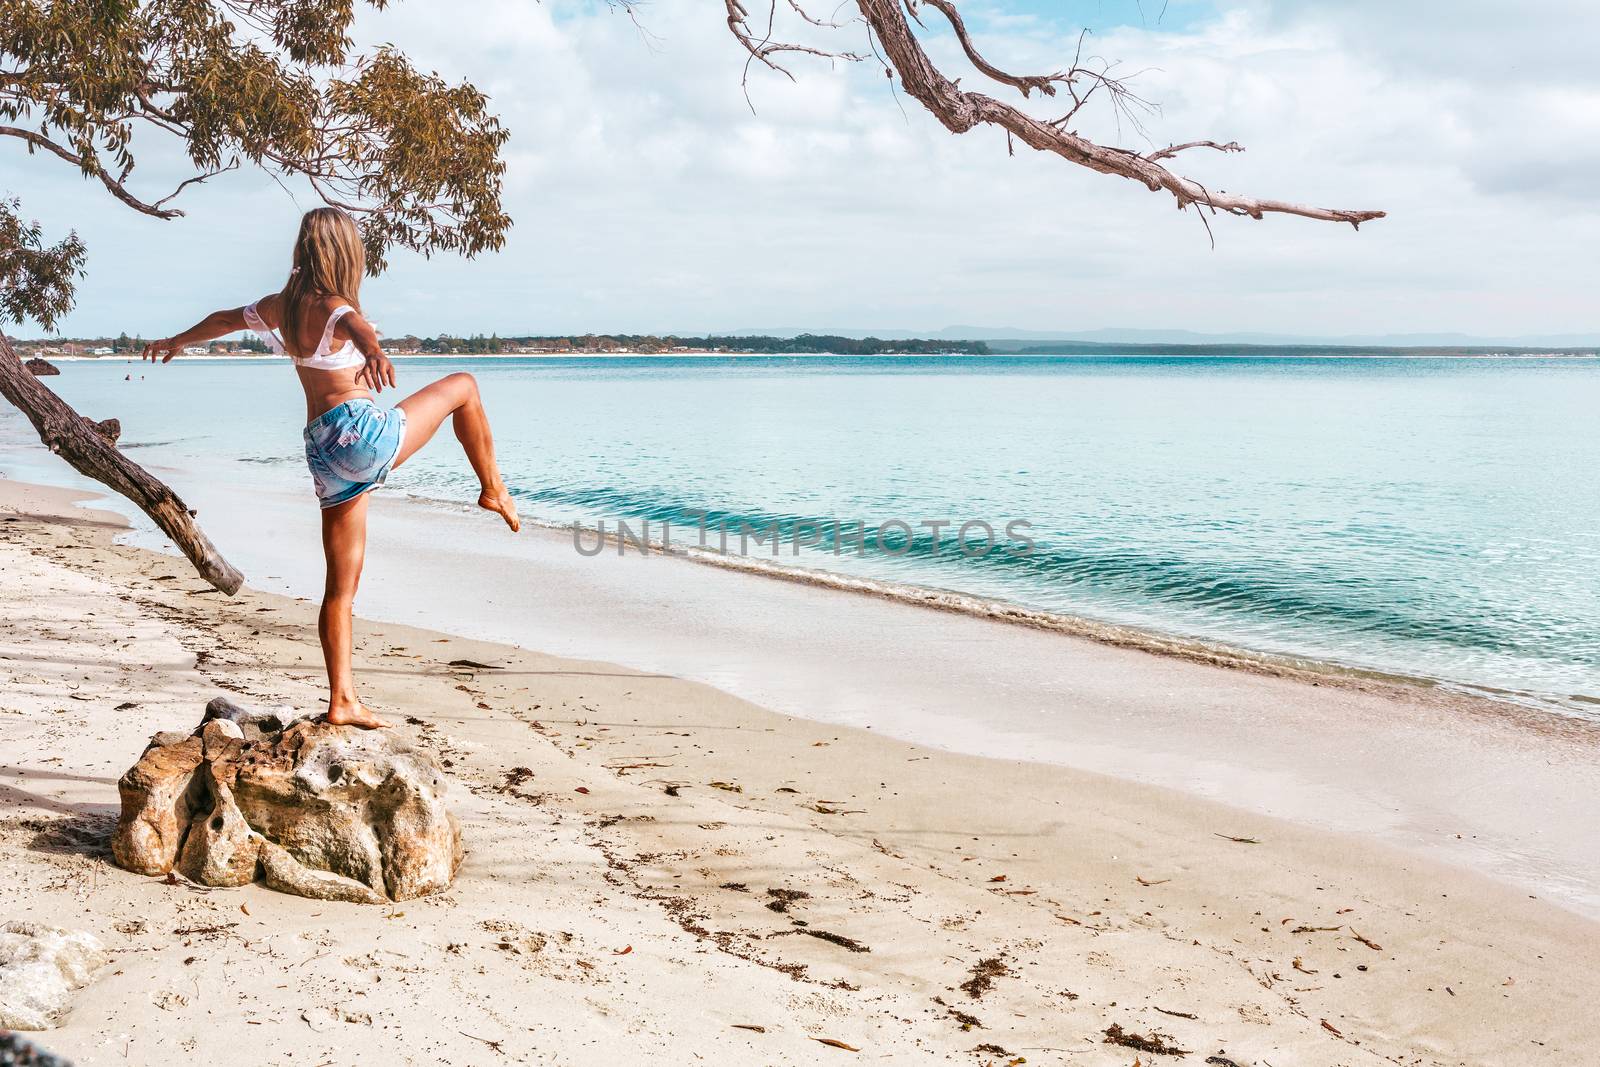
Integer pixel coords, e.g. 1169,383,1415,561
3,475,1599,1065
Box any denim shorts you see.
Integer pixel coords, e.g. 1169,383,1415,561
303,399,407,508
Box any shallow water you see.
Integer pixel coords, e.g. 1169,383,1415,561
9,353,1600,714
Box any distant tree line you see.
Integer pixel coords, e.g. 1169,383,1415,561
9,331,989,357
7,331,271,355
401,333,991,355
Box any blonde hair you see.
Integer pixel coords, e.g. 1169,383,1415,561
279,208,364,349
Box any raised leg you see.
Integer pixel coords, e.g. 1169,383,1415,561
319,493,388,728
394,372,519,531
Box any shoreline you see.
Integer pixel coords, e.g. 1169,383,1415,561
14,457,1600,919
529,510,1596,724
3,475,1599,1065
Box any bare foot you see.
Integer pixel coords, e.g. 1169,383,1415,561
326,702,391,729
478,485,521,532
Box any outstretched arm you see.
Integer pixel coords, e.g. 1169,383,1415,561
142,306,250,363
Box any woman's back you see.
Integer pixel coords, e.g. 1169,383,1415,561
246,292,378,421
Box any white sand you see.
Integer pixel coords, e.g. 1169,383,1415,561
2,476,1598,1065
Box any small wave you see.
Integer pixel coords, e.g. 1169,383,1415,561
510,484,1597,666
542,514,1598,719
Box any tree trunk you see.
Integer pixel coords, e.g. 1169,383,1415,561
0,335,244,595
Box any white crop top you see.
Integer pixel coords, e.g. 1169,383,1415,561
243,301,366,371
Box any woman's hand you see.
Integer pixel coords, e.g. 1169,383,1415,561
142,338,181,363
357,352,397,393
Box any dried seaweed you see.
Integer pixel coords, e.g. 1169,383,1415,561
772,928,871,953
960,956,1012,999
1103,1023,1189,1056
766,887,810,913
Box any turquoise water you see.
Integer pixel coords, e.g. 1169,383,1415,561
9,354,1599,713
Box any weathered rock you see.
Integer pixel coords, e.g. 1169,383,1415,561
0,922,109,1031
110,734,204,875
203,695,312,740
177,764,259,887
260,840,385,905
113,700,463,903
23,357,60,376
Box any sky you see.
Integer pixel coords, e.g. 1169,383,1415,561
6,0,1599,340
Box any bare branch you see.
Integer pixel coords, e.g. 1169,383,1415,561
723,0,867,82
854,0,1385,227
151,162,241,212
786,0,851,30
916,0,1061,98
704,0,1379,226
1146,140,1243,163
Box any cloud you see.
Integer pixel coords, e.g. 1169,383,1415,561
6,0,1596,338
1256,0,1600,86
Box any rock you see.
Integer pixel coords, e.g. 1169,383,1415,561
0,1033,74,1065
203,695,311,739
177,765,259,887
202,717,244,745
0,921,109,1030
260,840,385,905
23,357,60,376
112,700,463,903
110,734,204,875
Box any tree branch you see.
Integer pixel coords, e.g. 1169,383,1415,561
916,0,1060,98
1146,139,1243,163
855,0,1385,227
724,0,867,83
786,0,852,30
0,126,186,220
0,336,243,595
151,162,240,212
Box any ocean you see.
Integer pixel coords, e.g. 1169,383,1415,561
6,353,1598,716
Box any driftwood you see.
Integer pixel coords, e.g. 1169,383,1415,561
0,335,243,594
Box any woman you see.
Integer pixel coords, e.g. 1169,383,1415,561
142,207,520,729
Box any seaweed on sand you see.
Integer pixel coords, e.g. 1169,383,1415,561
1103,1023,1189,1056
960,956,1013,999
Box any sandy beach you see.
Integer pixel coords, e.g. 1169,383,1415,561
6,0,1597,1063
3,474,1598,1066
